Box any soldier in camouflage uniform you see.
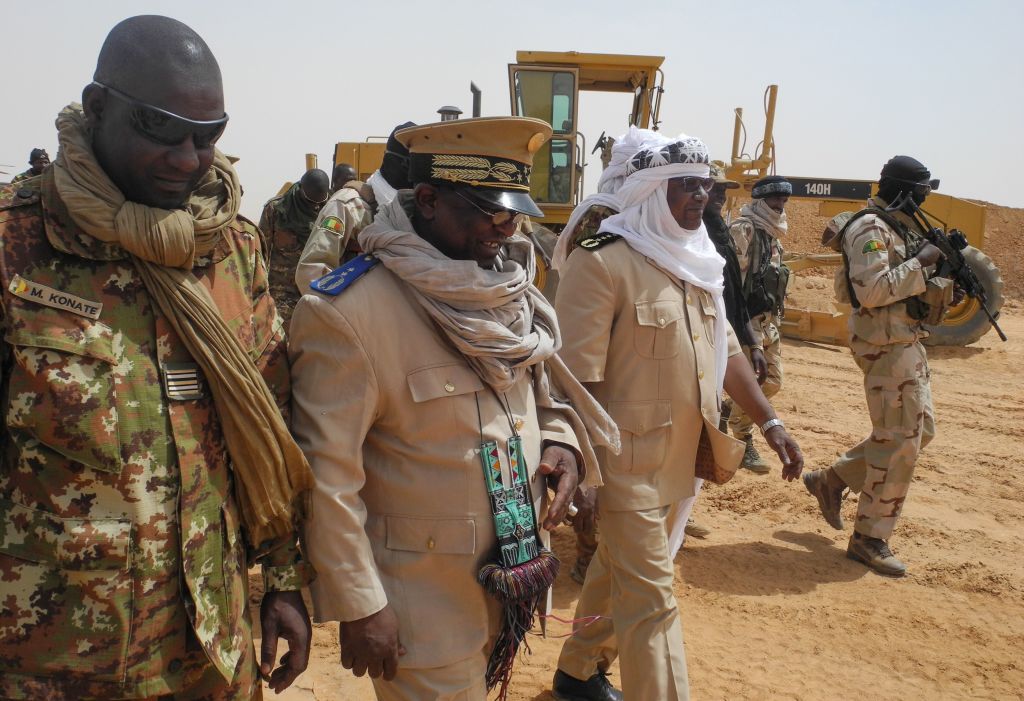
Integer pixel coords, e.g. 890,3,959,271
259,168,329,326
729,175,792,474
10,148,49,185
295,123,414,292
804,155,953,577
0,16,312,699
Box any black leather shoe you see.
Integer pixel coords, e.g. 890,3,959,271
552,669,623,701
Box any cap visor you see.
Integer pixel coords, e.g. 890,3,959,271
466,188,545,218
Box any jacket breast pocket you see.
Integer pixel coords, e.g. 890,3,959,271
406,362,484,403
385,515,477,555
696,290,718,348
607,400,672,474
0,497,133,681
634,300,684,359
5,317,123,474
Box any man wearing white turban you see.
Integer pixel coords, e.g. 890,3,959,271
551,133,804,701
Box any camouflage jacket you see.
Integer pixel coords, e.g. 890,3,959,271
294,183,375,292
833,197,929,355
0,172,310,699
10,170,36,185
258,193,320,326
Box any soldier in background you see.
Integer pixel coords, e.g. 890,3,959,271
331,162,357,194
295,122,414,289
804,156,955,577
11,147,50,184
729,175,792,473
0,16,313,699
259,167,330,324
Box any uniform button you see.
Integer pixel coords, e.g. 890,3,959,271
658,317,666,326
427,537,436,550
638,423,645,432
168,658,183,674
444,382,455,393
693,333,700,342
514,418,525,431
687,295,693,304
698,370,705,380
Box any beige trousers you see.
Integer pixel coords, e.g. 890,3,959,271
371,651,488,701
557,505,689,700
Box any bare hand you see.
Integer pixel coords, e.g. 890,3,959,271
339,605,406,681
749,348,769,385
915,242,943,267
764,426,804,481
571,486,598,535
538,444,579,530
260,590,312,693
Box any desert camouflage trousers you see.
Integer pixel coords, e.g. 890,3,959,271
832,341,935,540
729,315,783,438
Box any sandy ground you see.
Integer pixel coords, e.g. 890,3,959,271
256,198,1024,700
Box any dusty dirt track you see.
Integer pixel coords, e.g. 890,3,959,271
258,200,1024,700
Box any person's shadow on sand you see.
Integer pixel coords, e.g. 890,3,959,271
676,530,868,595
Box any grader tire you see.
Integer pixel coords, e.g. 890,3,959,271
922,247,1004,347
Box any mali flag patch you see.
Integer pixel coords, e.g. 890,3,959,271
862,239,887,254
320,216,344,233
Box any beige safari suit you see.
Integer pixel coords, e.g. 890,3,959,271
289,263,585,700
831,201,936,539
554,238,741,700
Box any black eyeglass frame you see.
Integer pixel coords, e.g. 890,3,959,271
92,81,229,148
451,188,525,228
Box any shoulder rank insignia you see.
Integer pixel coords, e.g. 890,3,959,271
319,215,345,234
577,231,622,251
310,254,379,296
862,239,887,254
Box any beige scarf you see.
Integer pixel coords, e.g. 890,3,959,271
360,194,620,478
53,104,313,547
739,198,788,240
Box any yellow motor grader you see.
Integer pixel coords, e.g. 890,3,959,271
324,51,1003,346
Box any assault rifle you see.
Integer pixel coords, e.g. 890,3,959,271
924,226,1007,342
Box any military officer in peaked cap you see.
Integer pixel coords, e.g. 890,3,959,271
289,117,616,700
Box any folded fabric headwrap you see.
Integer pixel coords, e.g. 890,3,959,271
751,175,792,199
551,127,665,270
880,155,930,184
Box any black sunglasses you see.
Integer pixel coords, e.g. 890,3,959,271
452,189,524,228
93,81,229,148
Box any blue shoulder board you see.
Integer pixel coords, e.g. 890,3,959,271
310,254,380,296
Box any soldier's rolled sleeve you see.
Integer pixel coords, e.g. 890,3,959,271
748,315,766,348
730,220,754,283
846,218,927,308
263,560,316,592
554,248,615,382
289,295,388,622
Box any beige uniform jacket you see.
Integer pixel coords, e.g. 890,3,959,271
289,264,582,669
833,200,929,355
556,239,741,513
294,183,375,290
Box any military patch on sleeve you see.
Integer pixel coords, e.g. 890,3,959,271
310,254,379,296
862,239,887,254
319,215,344,234
578,232,622,251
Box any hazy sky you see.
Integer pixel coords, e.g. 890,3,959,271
3,0,1022,222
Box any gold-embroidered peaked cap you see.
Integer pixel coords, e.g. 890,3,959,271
396,116,552,218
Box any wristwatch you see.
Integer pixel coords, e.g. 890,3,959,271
759,418,784,435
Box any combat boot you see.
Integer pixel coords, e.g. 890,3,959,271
684,517,711,539
552,669,623,701
846,533,907,577
803,468,845,530
740,435,770,474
